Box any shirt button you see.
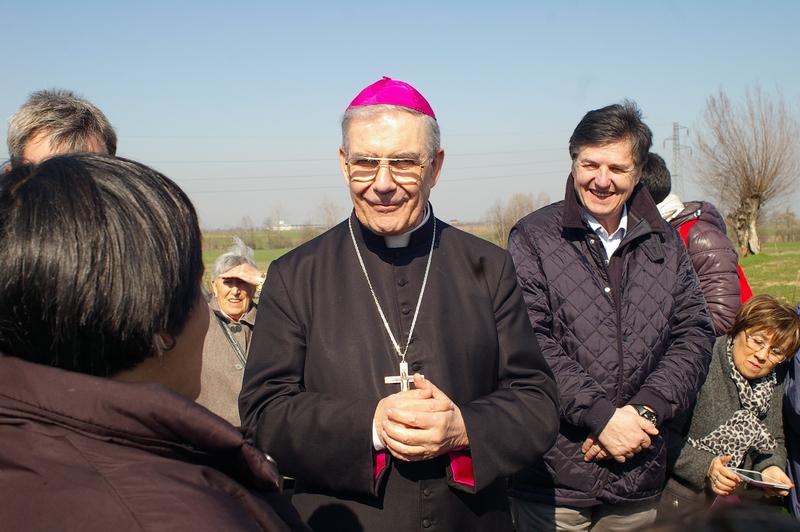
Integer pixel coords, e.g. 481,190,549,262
589,238,595,245
398,279,406,286
412,363,422,372
603,286,611,293
422,519,431,528
423,488,431,496
235,363,243,370
402,307,411,315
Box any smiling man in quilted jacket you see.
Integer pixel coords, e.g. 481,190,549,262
507,101,715,531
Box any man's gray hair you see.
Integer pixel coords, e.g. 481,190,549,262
7,89,117,166
211,237,258,281
341,104,440,162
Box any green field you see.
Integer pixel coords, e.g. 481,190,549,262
202,248,290,287
201,229,316,287
739,241,800,306
202,230,800,307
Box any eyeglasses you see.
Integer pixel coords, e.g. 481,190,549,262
345,157,429,186
744,331,786,364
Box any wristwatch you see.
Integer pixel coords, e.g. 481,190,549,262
632,404,658,427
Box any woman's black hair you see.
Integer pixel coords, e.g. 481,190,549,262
0,154,203,376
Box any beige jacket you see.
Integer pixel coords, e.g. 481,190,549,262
196,298,257,426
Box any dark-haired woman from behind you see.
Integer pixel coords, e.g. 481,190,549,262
0,154,309,531
659,294,800,525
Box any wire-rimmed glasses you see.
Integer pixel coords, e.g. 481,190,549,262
744,331,786,364
345,157,428,186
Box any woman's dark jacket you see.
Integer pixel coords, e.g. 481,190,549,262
0,355,309,531
782,303,800,517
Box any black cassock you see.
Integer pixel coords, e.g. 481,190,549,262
240,208,558,531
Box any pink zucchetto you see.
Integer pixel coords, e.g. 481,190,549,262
345,76,436,119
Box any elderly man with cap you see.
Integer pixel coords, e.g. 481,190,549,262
240,77,559,531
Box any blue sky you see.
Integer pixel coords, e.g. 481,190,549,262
4,1,799,229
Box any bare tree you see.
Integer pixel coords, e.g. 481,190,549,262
261,203,291,249
262,203,286,231
485,199,507,247
486,192,550,248
692,84,800,256
769,208,800,243
317,193,344,230
238,215,256,249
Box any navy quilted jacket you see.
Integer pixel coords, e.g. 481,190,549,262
507,176,714,507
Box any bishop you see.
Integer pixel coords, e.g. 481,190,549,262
240,77,559,532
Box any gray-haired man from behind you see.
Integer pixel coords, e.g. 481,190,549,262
6,89,116,168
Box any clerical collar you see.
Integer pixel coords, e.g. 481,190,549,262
384,206,431,248
585,205,628,258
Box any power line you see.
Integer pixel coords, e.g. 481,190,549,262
185,170,565,194
172,159,568,182
142,148,565,165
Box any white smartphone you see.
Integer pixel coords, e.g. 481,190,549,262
728,467,792,490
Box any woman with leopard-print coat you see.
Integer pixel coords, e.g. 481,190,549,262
658,295,800,524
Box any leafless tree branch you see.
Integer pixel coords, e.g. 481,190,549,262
485,192,550,248
691,84,800,256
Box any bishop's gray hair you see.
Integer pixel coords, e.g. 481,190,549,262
211,237,257,280
341,104,440,162
7,89,117,167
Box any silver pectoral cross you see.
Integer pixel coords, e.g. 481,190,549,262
384,361,423,392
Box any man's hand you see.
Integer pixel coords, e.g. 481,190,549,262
374,374,469,462
582,433,612,462
217,263,264,286
373,380,436,445
588,405,658,463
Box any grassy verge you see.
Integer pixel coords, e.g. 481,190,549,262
739,241,800,305
202,248,290,288
200,230,800,306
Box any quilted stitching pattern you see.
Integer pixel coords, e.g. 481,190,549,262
508,201,713,506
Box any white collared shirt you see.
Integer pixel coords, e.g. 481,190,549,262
585,206,628,259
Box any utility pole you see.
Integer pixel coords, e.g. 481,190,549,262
664,123,690,198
